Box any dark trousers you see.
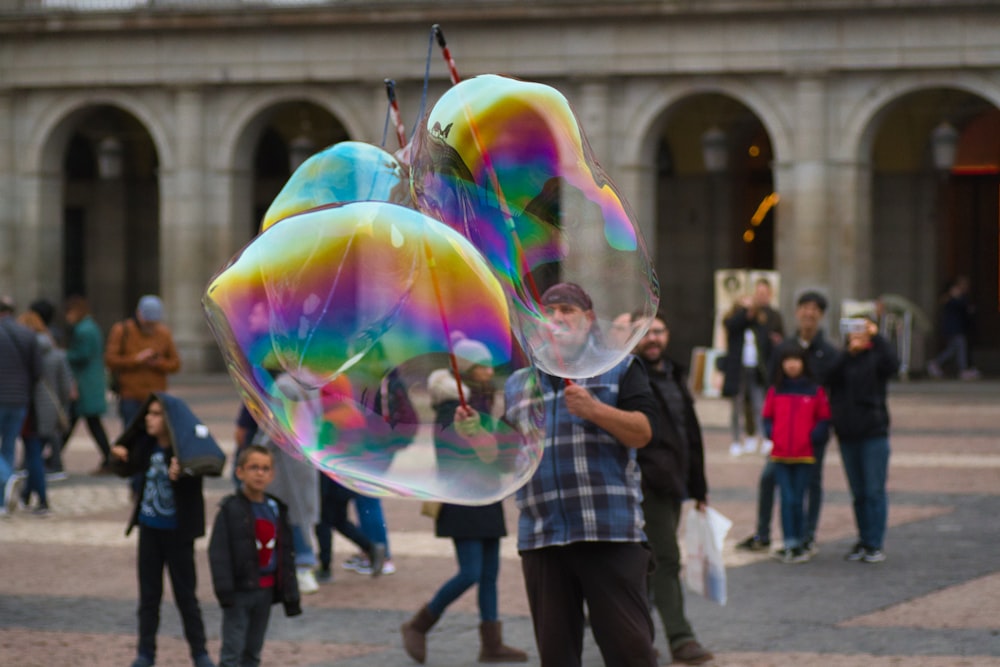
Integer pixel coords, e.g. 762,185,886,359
641,491,694,650
219,588,273,667
137,525,208,661
315,474,372,568
521,542,657,667
63,403,112,467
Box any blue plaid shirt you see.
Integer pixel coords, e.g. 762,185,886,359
507,357,653,551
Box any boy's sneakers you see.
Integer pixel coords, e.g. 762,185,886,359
773,547,810,564
130,655,154,667
297,567,319,594
844,542,867,561
861,548,886,563
314,566,333,584
734,534,771,552
803,539,819,555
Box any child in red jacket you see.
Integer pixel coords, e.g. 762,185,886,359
762,347,831,563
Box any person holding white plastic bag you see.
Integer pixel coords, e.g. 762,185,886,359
632,311,715,665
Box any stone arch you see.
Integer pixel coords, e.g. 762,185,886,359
25,90,173,176
215,86,370,172
621,81,783,364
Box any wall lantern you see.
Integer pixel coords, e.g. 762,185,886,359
930,121,959,172
701,126,729,174
96,136,123,180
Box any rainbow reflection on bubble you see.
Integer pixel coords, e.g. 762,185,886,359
261,141,409,232
409,74,659,378
204,200,545,502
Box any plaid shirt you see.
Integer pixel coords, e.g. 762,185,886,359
507,357,647,551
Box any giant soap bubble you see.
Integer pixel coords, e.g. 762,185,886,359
261,141,409,231
204,200,545,502
410,74,659,378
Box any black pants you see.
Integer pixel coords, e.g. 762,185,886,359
63,404,112,466
137,525,208,661
521,542,657,667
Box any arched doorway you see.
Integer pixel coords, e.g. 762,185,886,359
869,88,999,374
61,105,159,331
654,92,775,364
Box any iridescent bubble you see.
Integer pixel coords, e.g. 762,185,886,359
410,74,659,378
204,200,544,502
261,141,409,231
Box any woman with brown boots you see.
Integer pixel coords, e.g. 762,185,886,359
401,339,527,664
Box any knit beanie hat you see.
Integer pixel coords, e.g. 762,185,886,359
453,338,492,373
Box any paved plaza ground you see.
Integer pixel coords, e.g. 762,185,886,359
1,374,998,666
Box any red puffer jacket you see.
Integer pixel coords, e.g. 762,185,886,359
762,380,831,463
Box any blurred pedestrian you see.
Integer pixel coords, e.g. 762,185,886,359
63,295,114,475
0,294,41,516
105,294,181,430
721,278,784,456
927,275,979,380
827,316,899,564
16,310,75,515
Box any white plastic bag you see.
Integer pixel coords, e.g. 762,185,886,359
682,505,732,605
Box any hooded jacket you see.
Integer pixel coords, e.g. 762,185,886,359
114,392,224,541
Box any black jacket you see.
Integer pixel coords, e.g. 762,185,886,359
721,305,783,397
827,335,900,441
637,357,708,502
208,492,301,617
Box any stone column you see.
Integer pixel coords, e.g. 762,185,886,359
161,86,217,372
0,92,14,294
776,73,833,315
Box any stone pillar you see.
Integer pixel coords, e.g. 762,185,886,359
776,74,833,315
0,92,14,295
161,86,218,372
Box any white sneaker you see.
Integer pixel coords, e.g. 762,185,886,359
729,442,744,457
760,440,774,456
743,437,759,454
296,567,319,594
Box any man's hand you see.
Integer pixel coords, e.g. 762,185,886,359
111,444,128,462
563,383,600,420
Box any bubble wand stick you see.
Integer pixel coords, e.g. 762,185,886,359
432,24,572,382
384,78,469,408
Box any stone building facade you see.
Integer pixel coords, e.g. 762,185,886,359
1,0,998,373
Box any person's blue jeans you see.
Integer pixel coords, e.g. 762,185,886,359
428,538,500,621
21,434,48,507
354,494,391,559
0,404,27,485
291,524,316,567
754,460,776,541
838,436,890,550
805,438,829,543
773,462,811,549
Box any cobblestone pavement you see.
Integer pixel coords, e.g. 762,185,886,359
1,375,998,666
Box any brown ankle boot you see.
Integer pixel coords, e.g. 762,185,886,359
478,620,528,663
400,604,439,664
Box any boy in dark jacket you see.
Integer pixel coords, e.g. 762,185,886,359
111,393,216,667
209,444,301,667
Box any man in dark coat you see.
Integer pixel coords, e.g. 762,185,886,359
633,311,714,665
0,294,41,515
